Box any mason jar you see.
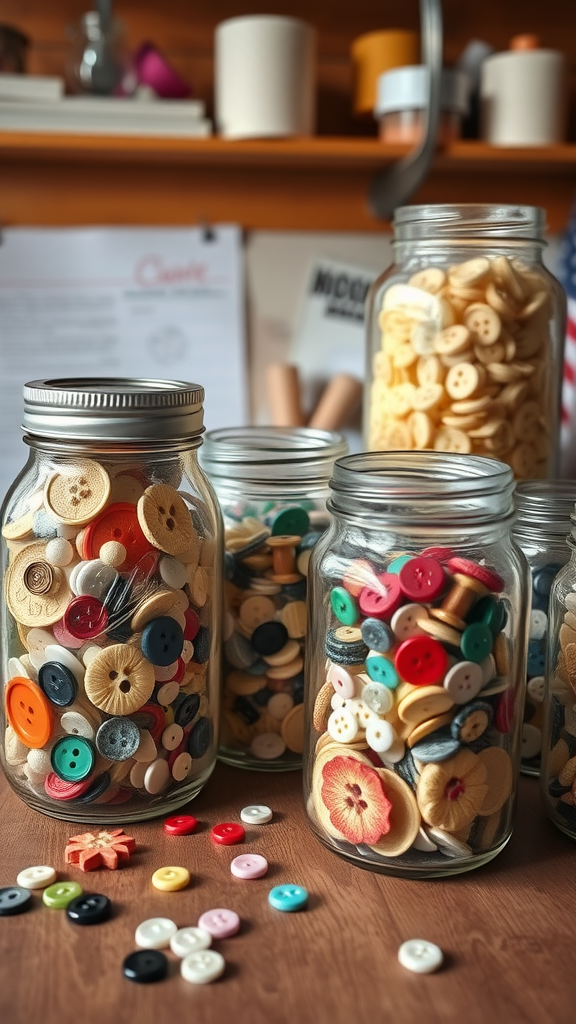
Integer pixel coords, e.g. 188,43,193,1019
304,451,529,877
365,204,565,480
540,508,576,839
200,426,347,770
1,378,222,822
513,481,575,776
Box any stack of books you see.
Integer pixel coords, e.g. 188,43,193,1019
0,74,212,136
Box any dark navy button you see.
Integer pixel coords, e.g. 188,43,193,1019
281,580,307,601
187,716,212,758
0,886,32,916
450,701,493,744
191,625,210,664
141,616,184,666
549,776,571,798
66,893,111,925
96,718,140,761
527,639,546,677
224,633,258,669
74,771,111,804
533,564,564,597
234,696,259,725
298,531,322,551
123,949,168,983
174,693,200,728
410,727,461,763
361,617,393,653
394,749,419,787
251,621,288,656
225,553,252,589
38,661,78,707
291,673,304,704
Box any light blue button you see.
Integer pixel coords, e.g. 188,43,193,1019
387,555,412,574
268,884,308,912
365,653,399,689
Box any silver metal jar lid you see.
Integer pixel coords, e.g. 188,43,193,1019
22,378,204,442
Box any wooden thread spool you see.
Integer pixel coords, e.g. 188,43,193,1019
429,572,489,630
266,535,302,583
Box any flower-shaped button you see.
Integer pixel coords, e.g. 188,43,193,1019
65,828,136,871
416,749,488,832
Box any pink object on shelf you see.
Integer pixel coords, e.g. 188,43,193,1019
134,42,190,99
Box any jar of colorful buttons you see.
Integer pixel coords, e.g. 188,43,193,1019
1,378,222,822
365,204,565,480
540,502,576,839
304,451,529,877
512,481,575,776
200,426,348,770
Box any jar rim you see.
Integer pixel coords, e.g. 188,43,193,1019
393,203,546,242
514,480,576,536
201,426,348,482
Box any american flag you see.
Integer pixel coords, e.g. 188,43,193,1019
558,205,576,476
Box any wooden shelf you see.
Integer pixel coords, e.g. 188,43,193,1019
1,135,576,231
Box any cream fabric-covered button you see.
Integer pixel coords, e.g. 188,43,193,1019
181,949,225,985
16,865,57,890
60,710,96,741
159,556,188,591
135,917,178,949
157,680,180,706
170,927,212,958
398,939,443,974
144,758,170,794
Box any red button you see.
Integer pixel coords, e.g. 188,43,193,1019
399,556,445,602
446,557,504,593
210,822,245,846
164,814,198,836
169,658,186,684
358,573,402,620
395,635,448,686
129,703,166,743
83,503,155,572
64,595,108,640
44,772,94,801
495,689,514,733
421,546,454,562
184,608,200,642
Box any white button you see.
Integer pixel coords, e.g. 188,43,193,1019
180,949,226,985
240,804,273,824
398,939,443,974
60,710,95,741
157,680,180,706
412,828,438,853
522,722,542,759
171,752,193,781
8,656,32,680
154,661,179,683
75,559,118,600
162,723,184,751
327,708,358,743
181,640,194,664
365,718,396,753
527,676,545,703
443,661,483,704
159,556,188,590
16,865,57,889
144,758,170,794
267,693,294,721
80,644,103,668
479,653,496,686
346,699,377,729
327,662,356,699
380,737,406,765
330,692,344,711
170,927,212,959
391,603,428,640
45,538,74,567
130,760,150,789
135,917,178,950
134,729,157,763
25,628,55,653
250,732,287,760
361,682,393,716
26,748,52,779
529,609,547,640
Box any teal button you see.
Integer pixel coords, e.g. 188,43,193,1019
365,653,399,689
387,555,412,574
330,587,358,626
271,507,310,537
43,881,83,909
467,596,506,636
268,884,308,912
460,623,493,664
51,736,95,782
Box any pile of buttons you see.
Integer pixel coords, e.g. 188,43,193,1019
542,590,576,833
0,864,111,925
3,457,215,812
221,503,325,765
522,563,563,771
310,550,515,865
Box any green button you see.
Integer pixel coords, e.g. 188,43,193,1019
43,881,83,909
330,586,358,626
387,554,412,574
467,595,506,636
271,507,310,537
51,736,95,782
460,623,493,663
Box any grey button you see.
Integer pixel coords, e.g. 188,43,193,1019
96,717,140,761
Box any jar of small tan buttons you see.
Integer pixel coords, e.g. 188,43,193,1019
304,451,529,877
200,427,347,770
1,378,222,822
540,503,576,840
512,481,575,777
365,204,565,479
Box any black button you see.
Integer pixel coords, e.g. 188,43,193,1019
141,616,184,667
66,893,111,925
123,949,168,983
174,693,200,728
38,661,78,707
96,718,140,761
0,886,32,916
74,771,111,803
187,716,212,759
251,621,288,656
191,625,210,664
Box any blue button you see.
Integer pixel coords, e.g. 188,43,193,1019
141,616,184,667
192,626,210,664
410,727,461,763
387,554,412,574
0,886,32,916
527,639,545,677
187,716,212,758
51,736,95,782
39,661,78,707
174,693,200,728
268,884,308,912
533,564,564,597
365,653,399,689
361,617,393,653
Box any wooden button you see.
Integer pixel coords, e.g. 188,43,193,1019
137,484,194,556
463,303,501,345
44,460,110,526
6,542,71,627
84,643,155,716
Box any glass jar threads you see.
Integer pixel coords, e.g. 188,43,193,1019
365,204,565,480
540,506,576,839
200,426,347,770
512,481,575,776
1,379,222,822
304,451,529,877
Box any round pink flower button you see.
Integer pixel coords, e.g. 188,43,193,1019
198,908,240,939
230,854,268,880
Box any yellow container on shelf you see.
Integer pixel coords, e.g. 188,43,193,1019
351,30,419,117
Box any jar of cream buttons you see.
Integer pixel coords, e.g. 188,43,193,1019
512,481,575,776
1,378,222,822
200,426,347,770
365,204,565,480
304,451,529,877
540,505,576,840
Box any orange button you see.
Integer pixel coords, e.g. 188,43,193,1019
6,677,53,749
83,503,154,571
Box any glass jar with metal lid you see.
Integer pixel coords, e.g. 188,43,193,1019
512,481,575,776
1,378,222,822
304,451,529,877
365,204,565,480
200,426,348,770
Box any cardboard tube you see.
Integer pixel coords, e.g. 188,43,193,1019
308,374,363,431
266,363,306,427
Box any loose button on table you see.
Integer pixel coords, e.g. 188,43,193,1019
240,804,273,824
123,949,168,984
398,939,443,974
151,866,190,892
170,927,212,958
135,917,178,949
211,822,245,846
180,950,226,985
66,893,111,925
230,854,268,879
198,908,240,938
43,880,83,909
163,814,198,836
0,886,33,916
16,865,57,890
268,884,308,912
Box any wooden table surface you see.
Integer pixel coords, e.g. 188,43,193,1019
0,764,573,1024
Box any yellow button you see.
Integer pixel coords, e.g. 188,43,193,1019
151,866,190,892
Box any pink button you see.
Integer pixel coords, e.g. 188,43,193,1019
358,573,402,620
327,662,356,699
230,854,268,880
52,618,85,650
198,908,240,938
399,557,445,602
